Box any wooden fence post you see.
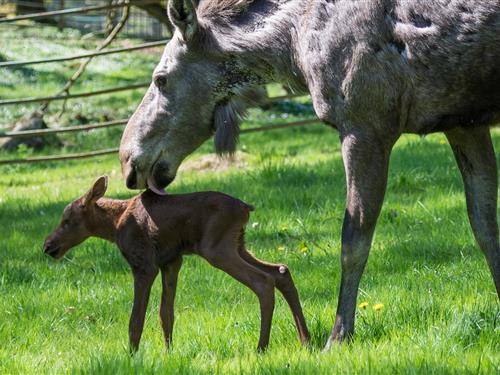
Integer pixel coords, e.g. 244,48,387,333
58,0,65,31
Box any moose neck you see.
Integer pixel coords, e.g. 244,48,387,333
214,0,308,92
89,198,128,242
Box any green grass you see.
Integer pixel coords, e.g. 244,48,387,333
1,24,500,374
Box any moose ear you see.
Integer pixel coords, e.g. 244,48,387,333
83,176,108,205
214,100,245,155
168,0,198,41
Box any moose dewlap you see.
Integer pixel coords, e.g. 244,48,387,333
43,176,309,351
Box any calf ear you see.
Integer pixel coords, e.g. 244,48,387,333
168,0,198,41
83,176,108,205
214,100,245,155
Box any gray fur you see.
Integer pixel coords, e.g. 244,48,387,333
120,0,500,348
214,100,243,155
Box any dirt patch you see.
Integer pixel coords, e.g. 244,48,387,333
179,151,249,173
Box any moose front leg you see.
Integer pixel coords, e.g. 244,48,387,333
324,131,394,350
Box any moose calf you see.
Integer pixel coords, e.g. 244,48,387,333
43,176,310,351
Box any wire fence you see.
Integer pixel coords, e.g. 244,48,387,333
0,1,316,166
0,0,170,40
0,119,320,165
0,2,133,23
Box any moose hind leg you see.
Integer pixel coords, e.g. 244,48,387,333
446,126,500,298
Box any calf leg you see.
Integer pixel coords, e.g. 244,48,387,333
446,126,500,297
203,243,275,351
325,131,394,350
129,270,158,353
159,257,183,348
238,246,310,344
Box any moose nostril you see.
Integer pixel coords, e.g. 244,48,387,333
126,166,138,189
153,161,172,188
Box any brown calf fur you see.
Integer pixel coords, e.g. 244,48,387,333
43,176,310,352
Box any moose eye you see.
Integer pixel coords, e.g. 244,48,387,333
153,74,167,91
62,219,70,227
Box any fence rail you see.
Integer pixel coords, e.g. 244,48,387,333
0,148,119,165
0,39,168,68
0,84,298,107
0,119,320,165
0,119,127,138
0,1,162,23
0,82,150,106
0,93,303,139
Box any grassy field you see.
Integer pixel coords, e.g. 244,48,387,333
1,24,499,374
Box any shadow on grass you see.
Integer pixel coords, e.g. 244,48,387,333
0,137,484,278
3,133,497,310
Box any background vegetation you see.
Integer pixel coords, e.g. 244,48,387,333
1,24,499,374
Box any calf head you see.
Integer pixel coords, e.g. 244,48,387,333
43,176,108,259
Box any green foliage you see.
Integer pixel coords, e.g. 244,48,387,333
1,24,499,374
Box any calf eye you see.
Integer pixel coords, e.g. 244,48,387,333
62,219,70,227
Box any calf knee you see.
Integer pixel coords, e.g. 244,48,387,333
274,264,293,288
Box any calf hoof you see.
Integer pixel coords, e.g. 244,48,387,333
128,343,139,356
257,344,268,353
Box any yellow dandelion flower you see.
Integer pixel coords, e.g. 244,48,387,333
278,246,286,251
359,302,369,309
373,303,384,311
299,242,308,253
439,139,447,145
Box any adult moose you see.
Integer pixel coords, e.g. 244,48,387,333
119,0,500,350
